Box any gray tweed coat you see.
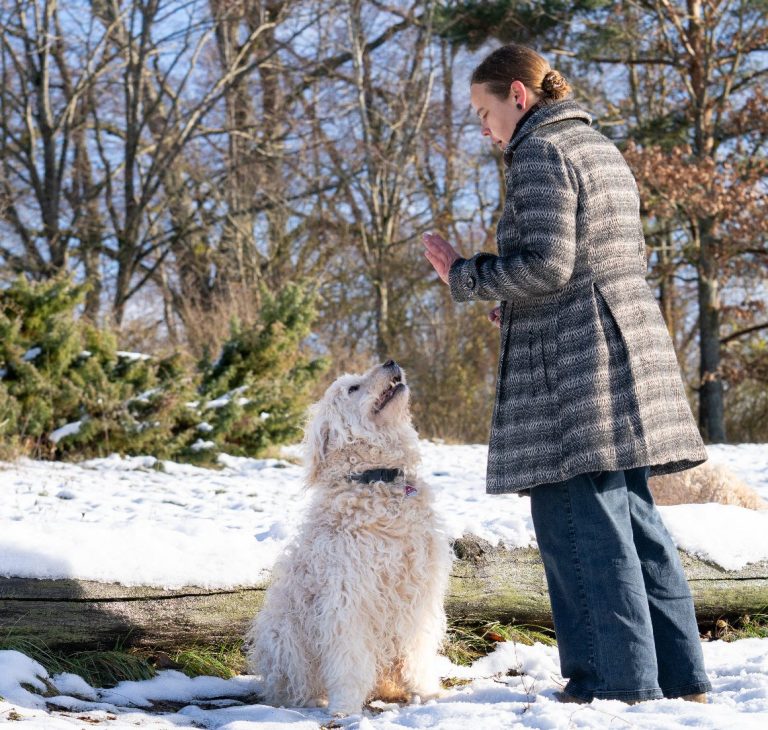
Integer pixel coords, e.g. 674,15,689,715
449,100,707,494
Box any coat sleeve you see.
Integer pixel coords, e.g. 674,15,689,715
448,138,578,303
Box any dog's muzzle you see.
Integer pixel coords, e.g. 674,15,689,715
373,369,405,413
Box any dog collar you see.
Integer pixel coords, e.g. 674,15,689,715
349,468,404,484
348,468,417,497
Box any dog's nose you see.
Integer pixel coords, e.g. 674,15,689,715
384,359,397,369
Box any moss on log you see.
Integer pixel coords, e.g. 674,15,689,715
1,536,767,651
445,536,768,625
0,578,268,651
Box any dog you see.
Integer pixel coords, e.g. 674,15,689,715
245,360,452,715
649,462,766,510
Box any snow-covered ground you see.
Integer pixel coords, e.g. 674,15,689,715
1,442,767,728
1,443,767,589
1,634,768,728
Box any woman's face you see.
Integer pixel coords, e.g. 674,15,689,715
470,81,529,149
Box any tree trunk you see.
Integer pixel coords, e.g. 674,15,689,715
697,220,726,442
657,231,676,338
374,276,390,360
2,537,765,651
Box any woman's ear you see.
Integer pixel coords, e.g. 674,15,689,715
510,79,528,108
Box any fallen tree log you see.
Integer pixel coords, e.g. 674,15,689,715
1,536,766,651
446,537,768,625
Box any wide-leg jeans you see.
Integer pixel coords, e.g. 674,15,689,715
529,465,712,702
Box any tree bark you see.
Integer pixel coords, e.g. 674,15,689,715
2,536,766,651
697,218,726,442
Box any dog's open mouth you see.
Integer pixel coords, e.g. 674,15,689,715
373,373,405,413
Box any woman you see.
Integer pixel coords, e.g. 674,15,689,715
422,44,712,705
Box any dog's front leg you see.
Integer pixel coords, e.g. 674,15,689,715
314,570,378,715
318,617,377,715
400,529,451,701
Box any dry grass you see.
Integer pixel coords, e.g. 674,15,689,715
4,614,766,691
703,613,768,642
442,621,556,666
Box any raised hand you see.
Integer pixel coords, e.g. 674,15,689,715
422,232,461,285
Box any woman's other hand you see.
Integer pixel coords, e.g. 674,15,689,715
488,306,501,327
422,232,461,284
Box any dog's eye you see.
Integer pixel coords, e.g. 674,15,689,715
348,385,360,394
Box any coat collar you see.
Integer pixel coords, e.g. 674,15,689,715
503,100,592,165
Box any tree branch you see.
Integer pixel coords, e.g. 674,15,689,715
721,321,768,344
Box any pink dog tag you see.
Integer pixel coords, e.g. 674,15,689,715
404,484,418,497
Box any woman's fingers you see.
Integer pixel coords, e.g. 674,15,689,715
424,249,449,283
422,233,449,283
488,306,501,327
422,232,460,285
422,231,446,245
422,232,452,257
421,232,442,253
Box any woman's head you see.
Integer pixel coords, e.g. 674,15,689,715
469,44,571,148
471,44,571,102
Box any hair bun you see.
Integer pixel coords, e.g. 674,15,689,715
541,69,570,100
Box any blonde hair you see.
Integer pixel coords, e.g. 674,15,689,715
471,44,571,102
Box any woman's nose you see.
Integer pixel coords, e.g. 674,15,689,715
481,126,490,137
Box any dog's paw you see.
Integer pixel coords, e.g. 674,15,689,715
304,698,328,708
327,701,362,717
410,686,447,703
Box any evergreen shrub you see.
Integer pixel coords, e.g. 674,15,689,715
0,276,326,463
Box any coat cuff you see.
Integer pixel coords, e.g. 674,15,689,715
448,256,481,302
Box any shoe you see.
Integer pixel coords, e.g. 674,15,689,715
553,690,590,704
681,693,708,703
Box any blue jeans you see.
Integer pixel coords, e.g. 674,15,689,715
529,466,712,702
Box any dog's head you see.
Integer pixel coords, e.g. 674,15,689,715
303,360,418,483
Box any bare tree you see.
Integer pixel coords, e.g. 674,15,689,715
306,0,437,359
0,0,118,309
567,0,768,442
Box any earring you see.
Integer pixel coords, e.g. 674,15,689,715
516,102,523,110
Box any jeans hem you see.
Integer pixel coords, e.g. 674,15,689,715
662,680,712,699
568,685,665,702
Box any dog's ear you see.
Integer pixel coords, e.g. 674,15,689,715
303,402,332,483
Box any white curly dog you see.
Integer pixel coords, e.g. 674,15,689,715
246,360,452,715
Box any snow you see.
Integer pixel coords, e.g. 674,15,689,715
49,420,83,444
22,346,42,361
191,439,217,451
0,444,766,590
96,671,255,708
204,385,251,410
116,351,152,361
0,651,50,708
131,388,160,404
657,503,768,571
0,443,767,727
2,639,768,728
204,395,234,409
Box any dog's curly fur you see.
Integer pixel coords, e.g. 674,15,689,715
649,462,766,510
245,362,452,715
